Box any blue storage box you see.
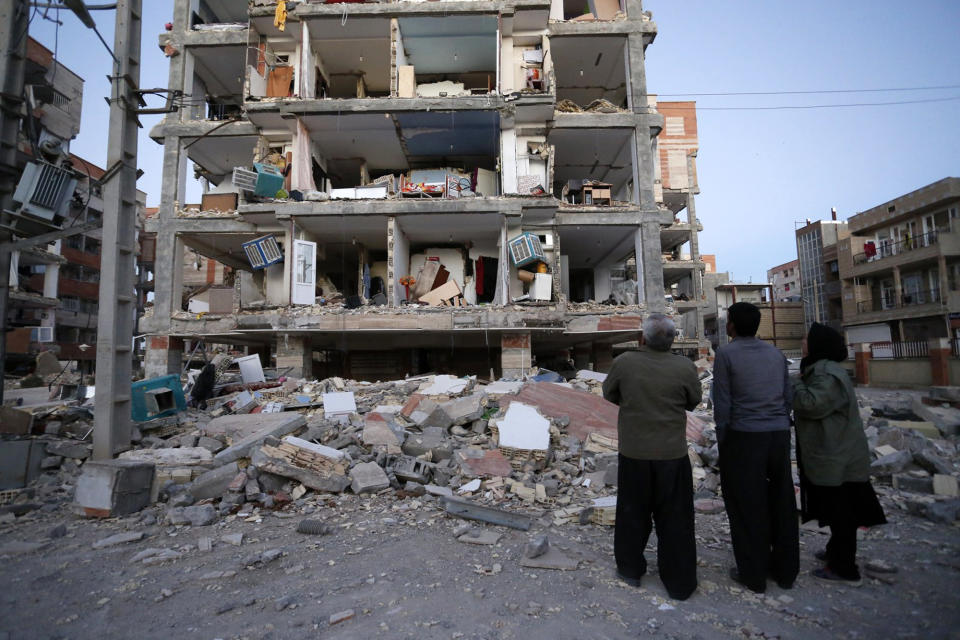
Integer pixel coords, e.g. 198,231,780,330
131,375,187,422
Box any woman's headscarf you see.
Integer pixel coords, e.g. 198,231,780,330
800,322,848,371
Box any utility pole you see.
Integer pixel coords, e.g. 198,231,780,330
93,0,141,459
0,0,30,404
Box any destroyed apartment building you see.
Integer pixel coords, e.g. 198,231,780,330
2,37,149,377
143,0,707,381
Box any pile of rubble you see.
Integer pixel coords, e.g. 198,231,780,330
2,359,958,550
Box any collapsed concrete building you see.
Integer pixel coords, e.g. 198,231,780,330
143,0,706,380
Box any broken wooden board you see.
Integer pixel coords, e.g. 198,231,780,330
419,279,463,306
412,260,440,300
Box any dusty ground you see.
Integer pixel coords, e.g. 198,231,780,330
1,487,958,640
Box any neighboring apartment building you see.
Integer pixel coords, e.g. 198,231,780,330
144,0,704,380
838,177,960,344
3,38,147,374
767,258,801,302
796,218,847,331
653,99,705,346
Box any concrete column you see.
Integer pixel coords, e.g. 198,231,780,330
144,335,183,379
500,332,531,379
276,334,312,379
591,341,614,373
148,0,191,374
892,265,902,306
854,342,871,386
625,32,648,113
929,337,950,387
685,154,704,342
938,254,948,302
640,220,665,311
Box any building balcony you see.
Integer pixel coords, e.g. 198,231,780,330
849,288,945,325
661,258,704,286
847,229,960,279
660,222,696,252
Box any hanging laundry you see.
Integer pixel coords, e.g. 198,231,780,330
864,241,877,258
274,0,288,32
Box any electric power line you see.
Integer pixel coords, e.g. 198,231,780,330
694,94,960,111
657,84,960,97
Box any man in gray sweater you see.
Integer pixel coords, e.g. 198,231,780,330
713,302,798,593
602,313,702,600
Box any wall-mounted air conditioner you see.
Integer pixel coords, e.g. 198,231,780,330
232,163,285,198
241,235,284,270
13,161,77,221
508,232,546,267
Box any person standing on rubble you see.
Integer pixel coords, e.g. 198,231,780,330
793,322,886,585
713,302,798,593
602,313,702,600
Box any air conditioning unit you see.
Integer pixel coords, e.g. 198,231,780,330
232,163,285,198
13,161,77,222
241,235,284,270
508,232,546,267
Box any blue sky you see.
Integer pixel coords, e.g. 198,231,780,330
28,1,960,283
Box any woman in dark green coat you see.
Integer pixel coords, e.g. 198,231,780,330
793,323,886,584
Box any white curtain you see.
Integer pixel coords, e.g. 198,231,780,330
292,120,316,192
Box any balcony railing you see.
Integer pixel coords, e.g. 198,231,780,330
853,230,939,265
856,288,941,313
870,340,929,359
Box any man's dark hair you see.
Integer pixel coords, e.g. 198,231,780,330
727,302,761,337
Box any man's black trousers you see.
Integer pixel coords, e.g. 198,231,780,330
719,429,799,591
615,453,697,600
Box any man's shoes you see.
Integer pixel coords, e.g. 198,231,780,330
811,567,862,587
814,549,828,562
729,568,765,594
774,577,794,590
766,569,794,590
615,570,642,588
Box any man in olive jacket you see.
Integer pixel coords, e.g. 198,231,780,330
602,313,702,600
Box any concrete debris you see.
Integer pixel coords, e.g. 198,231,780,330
92,531,145,549
418,374,472,395
525,534,550,559
519,546,579,570
210,413,306,465
74,459,155,518
457,529,502,545
44,441,91,460
0,405,34,435
322,391,356,417
7,359,960,623
188,462,241,500
118,447,214,467
350,462,390,494
222,533,244,546
871,450,913,475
